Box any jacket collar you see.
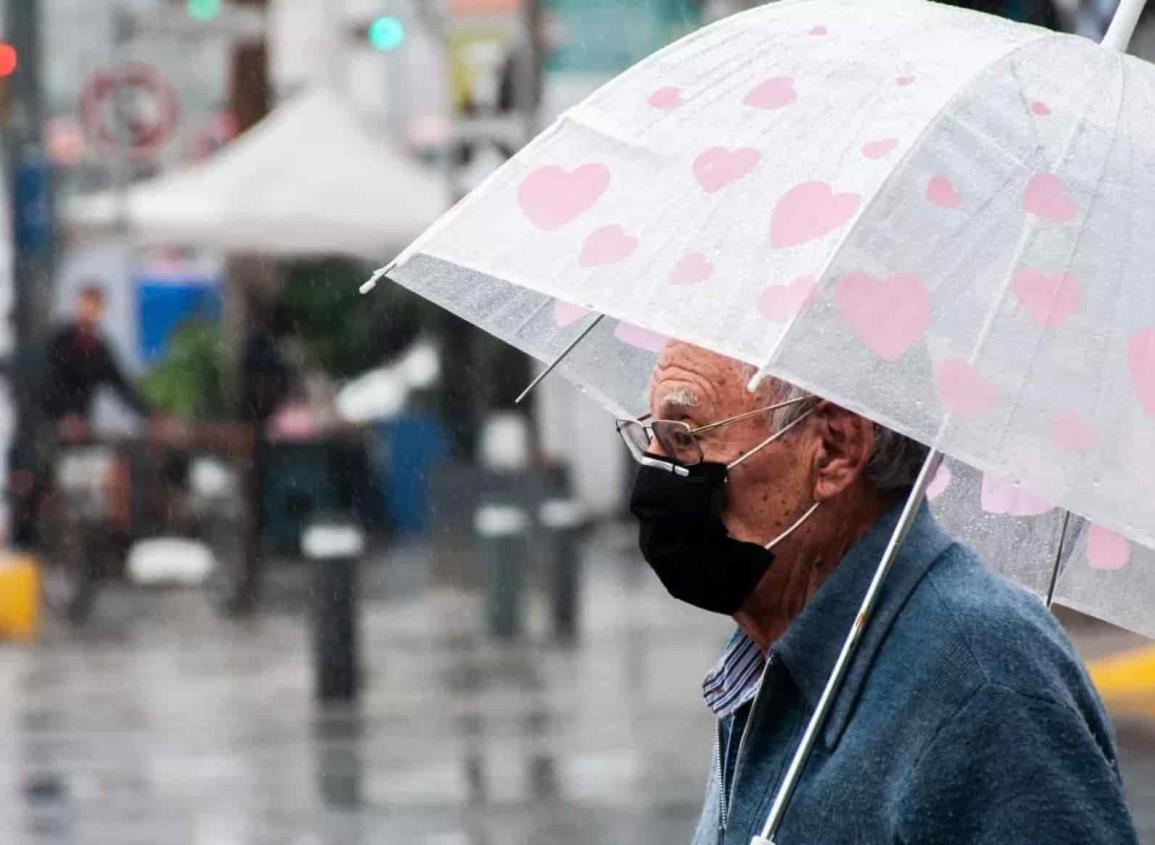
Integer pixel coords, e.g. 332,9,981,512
769,499,953,750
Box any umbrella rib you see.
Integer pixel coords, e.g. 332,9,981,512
1045,510,1074,609
514,313,606,405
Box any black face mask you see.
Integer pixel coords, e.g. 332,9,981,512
628,455,775,615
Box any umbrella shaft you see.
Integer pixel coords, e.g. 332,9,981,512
1102,0,1148,51
755,448,942,844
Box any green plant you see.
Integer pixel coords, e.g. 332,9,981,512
141,320,227,421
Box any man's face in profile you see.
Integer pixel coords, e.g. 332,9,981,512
75,291,105,334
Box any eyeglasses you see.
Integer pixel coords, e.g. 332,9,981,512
615,396,816,469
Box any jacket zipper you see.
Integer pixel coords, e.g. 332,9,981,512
715,655,774,838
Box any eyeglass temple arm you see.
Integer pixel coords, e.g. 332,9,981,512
691,395,814,436
727,406,815,470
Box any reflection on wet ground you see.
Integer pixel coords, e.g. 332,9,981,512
1,530,1153,843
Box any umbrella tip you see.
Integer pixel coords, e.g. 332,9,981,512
360,261,397,295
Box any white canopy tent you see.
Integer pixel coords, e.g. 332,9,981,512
66,89,448,257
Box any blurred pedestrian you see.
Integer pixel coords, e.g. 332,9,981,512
9,284,156,548
623,342,1138,844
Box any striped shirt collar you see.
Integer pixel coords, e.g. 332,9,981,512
702,629,765,719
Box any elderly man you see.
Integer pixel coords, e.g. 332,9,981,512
620,342,1137,844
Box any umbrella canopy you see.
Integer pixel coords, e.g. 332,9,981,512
67,89,448,257
378,0,1155,639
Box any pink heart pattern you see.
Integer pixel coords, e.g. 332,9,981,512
935,359,997,416
896,76,915,87
1011,269,1081,329
926,176,961,209
579,224,638,268
1088,524,1131,571
834,272,931,361
1022,172,1078,223
615,321,668,353
757,275,818,322
553,300,589,328
770,182,861,249
669,252,714,286
648,86,681,110
518,163,610,231
693,147,760,193
1053,410,1096,453
926,463,952,502
980,473,1054,517
810,25,827,35
743,77,796,110
1128,327,1155,417
1030,100,1051,116
861,138,898,160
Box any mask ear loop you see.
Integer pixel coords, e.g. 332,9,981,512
710,403,821,551
765,501,821,551
726,405,816,470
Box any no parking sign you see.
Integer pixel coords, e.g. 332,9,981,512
79,63,178,159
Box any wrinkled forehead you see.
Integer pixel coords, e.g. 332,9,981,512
648,341,769,413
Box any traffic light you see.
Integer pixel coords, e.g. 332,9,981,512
187,0,222,22
0,44,17,78
368,16,406,51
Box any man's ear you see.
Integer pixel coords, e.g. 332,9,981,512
811,402,875,502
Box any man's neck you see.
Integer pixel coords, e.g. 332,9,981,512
733,490,892,652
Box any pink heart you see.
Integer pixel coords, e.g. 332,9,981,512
926,463,952,502
615,321,667,353
1022,172,1078,223
1088,524,1131,571
518,163,610,231
1011,269,1081,329
1052,410,1096,453
834,272,930,361
770,181,861,249
1128,327,1155,417
648,86,681,110
896,76,915,87
744,77,796,110
935,360,997,416
861,137,898,160
669,252,714,286
810,25,828,35
757,275,818,322
980,473,1054,517
693,147,760,193
553,300,589,328
926,176,961,209
1030,100,1051,116
579,224,638,268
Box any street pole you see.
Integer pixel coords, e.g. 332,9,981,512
4,0,56,546
5,0,53,365
226,0,271,612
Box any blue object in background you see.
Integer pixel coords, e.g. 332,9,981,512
136,276,221,362
376,415,449,535
14,151,52,253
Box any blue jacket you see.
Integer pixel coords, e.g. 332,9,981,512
692,502,1138,844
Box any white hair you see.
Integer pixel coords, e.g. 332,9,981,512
758,373,929,493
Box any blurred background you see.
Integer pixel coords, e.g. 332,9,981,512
1,1,1154,843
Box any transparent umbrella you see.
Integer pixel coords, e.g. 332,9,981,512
365,0,1155,840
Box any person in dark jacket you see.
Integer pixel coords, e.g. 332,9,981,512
9,284,154,548
40,284,153,426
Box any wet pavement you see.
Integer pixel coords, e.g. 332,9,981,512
2,528,1154,844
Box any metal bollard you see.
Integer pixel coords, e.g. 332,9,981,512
304,520,365,702
539,499,586,641
475,503,530,640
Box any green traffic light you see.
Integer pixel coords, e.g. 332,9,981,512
187,0,221,22
368,16,405,51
